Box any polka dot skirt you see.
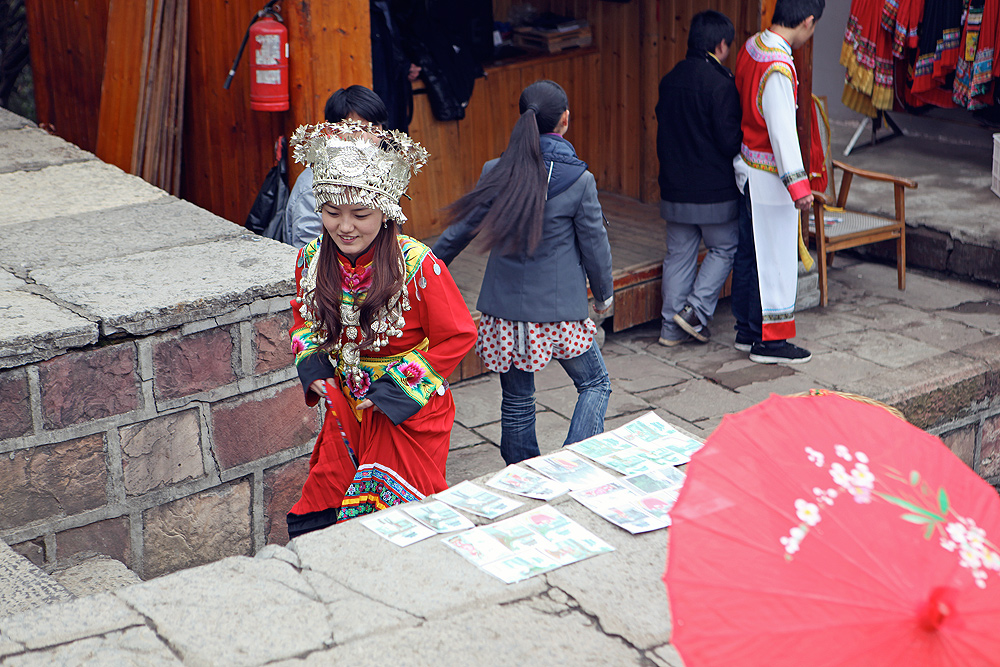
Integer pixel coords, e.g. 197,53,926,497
476,315,597,373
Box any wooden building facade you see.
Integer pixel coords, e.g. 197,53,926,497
26,0,810,338
24,0,774,232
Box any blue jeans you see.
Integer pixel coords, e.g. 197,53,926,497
498,343,612,465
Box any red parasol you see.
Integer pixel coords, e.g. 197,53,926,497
664,392,1000,667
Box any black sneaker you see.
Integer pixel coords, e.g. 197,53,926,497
749,341,812,364
673,305,710,343
734,333,757,352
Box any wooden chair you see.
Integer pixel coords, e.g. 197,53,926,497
809,96,918,306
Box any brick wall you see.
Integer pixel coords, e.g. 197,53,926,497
934,407,1000,490
0,298,319,578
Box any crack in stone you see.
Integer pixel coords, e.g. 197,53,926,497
117,599,187,664
291,557,427,623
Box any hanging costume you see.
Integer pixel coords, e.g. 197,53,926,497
733,30,811,342
284,121,476,538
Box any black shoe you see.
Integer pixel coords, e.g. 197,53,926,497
734,333,757,352
749,341,812,364
673,305,710,343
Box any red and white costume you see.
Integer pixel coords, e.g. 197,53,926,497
734,30,809,341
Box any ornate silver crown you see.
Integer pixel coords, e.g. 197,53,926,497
290,120,429,223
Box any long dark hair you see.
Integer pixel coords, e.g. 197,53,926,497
444,79,569,256
309,219,404,351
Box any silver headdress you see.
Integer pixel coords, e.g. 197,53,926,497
289,120,429,223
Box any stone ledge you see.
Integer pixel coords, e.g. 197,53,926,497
29,236,297,337
0,126,97,174
0,197,243,275
0,161,166,227
844,350,999,430
0,106,34,131
0,290,99,369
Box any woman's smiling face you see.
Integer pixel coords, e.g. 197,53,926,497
321,203,384,259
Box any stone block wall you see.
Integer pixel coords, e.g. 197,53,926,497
0,303,320,580
933,404,1000,490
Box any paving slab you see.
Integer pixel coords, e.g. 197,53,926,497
451,375,501,428
0,542,73,619
0,626,182,667
603,353,692,393
935,300,1000,334
447,422,484,450
823,329,945,369
737,373,832,405
0,290,98,369
796,349,886,387
288,510,548,621
117,556,332,666
545,499,671,650
0,126,96,174
643,379,757,424
272,597,648,667
0,198,242,274
29,236,297,336
831,262,989,310
446,441,501,486
0,162,166,227
0,592,142,650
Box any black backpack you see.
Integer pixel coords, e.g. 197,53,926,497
245,136,290,244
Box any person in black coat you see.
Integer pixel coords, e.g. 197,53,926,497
655,10,743,347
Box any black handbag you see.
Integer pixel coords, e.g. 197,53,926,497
246,136,290,243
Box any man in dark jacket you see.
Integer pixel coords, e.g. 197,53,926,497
655,10,742,347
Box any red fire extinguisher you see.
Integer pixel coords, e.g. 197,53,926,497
223,1,289,112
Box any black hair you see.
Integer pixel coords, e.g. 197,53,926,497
688,11,735,53
324,85,389,125
444,80,569,256
771,0,824,28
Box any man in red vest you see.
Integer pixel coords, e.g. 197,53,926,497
730,0,824,364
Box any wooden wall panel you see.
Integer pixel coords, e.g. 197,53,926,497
180,0,371,225
403,0,762,235
25,0,111,152
403,48,601,239
95,0,151,173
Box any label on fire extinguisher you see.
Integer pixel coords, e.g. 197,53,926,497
256,70,281,85
254,34,281,66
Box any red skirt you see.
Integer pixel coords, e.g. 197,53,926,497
287,382,453,538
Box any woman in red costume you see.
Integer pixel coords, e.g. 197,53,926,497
285,120,477,539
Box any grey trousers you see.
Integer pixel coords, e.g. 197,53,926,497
660,219,739,340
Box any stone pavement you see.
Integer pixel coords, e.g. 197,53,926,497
2,103,1000,664
445,256,1000,487
3,255,997,666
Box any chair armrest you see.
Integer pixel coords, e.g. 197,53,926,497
811,190,828,206
832,159,917,188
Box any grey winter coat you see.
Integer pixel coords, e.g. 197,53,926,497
432,134,614,323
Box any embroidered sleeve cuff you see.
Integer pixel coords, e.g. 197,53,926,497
786,177,812,202
366,378,423,425
296,352,336,407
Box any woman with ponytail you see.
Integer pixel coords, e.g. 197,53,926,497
433,79,614,465
285,120,476,539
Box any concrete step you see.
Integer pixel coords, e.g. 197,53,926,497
46,554,142,598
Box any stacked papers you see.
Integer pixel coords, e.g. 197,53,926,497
568,412,703,474
487,465,569,500
435,481,523,518
570,467,686,534
360,500,475,546
442,505,614,583
524,450,617,490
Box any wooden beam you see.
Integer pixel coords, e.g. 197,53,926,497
282,0,373,186
95,0,148,171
